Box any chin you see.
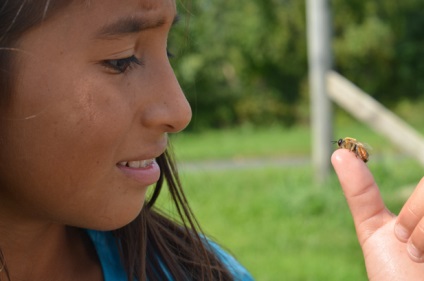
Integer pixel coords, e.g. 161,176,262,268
80,203,145,231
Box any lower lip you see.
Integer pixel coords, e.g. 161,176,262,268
117,161,160,187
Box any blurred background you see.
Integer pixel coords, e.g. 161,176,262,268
158,1,424,280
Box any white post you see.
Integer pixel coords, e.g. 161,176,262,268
306,0,333,183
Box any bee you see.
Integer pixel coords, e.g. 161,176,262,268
332,137,370,163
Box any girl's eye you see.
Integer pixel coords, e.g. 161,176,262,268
102,55,142,73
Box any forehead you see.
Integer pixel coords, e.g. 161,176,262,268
14,0,177,66
79,0,176,20
30,0,177,42
46,0,176,30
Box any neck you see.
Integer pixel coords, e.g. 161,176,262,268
0,222,102,281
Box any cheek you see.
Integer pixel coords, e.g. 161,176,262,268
12,73,131,177
0,73,145,229
0,103,146,230
7,76,127,165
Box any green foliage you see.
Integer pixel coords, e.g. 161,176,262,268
332,0,424,105
171,0,307,130
171,1,424,130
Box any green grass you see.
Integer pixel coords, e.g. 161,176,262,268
170,125,311,161
178,167,366,281
171,114,420,162
156,159,423,281
159,118,424,280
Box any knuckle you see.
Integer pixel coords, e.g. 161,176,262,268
406,204,421,221
418,220,424,234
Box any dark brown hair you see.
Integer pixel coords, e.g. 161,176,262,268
0,1,233,280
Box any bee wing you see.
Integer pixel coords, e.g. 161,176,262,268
358,142,372,154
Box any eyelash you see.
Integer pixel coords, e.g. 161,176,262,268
102,49,175,74
102,55,142,73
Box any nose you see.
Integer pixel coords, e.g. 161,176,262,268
139,61,192,133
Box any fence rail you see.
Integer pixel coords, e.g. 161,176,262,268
327,70,424,166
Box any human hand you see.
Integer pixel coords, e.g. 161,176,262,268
331,149,424,281
395,177,424,263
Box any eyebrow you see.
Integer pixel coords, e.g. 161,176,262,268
96,14,180,39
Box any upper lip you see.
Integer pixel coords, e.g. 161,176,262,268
117,152,164,164
117,142,167,164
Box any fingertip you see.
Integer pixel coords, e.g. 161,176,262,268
331,149,350,166
407,243,424,263
331,148,363,172
331,148,375,196
394,222,411,242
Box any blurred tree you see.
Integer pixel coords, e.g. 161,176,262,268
171,0,307,130
332,0,424,106
171,0,424,130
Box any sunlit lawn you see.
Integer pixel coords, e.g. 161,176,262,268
158,117,424,280
178,167,366,281
170,118,410,162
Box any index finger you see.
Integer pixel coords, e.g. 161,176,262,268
331,149,394,246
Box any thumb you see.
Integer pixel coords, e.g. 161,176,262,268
331,149,394,246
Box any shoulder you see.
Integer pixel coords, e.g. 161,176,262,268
87,229,254,281
205,239,255,281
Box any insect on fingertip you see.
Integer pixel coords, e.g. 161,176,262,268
332,137,370,163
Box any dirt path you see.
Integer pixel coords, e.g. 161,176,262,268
177,153,408,172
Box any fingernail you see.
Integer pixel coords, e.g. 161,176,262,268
408,243,422,260
395,224,410,241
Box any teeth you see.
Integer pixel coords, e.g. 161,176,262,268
119,159,155,168
128,161,142,168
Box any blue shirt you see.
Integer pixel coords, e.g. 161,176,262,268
87,230,254,281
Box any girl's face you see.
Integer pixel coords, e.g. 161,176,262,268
0,0,191,230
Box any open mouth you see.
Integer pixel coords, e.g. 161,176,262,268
117,159,155,169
